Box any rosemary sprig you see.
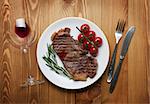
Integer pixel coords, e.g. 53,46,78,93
43,44,72,79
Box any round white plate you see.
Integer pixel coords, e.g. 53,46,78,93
37,17,109,89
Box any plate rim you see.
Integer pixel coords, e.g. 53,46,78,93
36,17,110,89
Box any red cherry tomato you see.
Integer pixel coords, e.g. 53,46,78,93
83,40,91,50
89,45,98,57
86,31,96,41
78,34,85,43
94,37,102,47
80,24,90,33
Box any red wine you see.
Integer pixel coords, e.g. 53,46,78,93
15,23,30,38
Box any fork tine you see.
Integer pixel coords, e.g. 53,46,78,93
118,20,122,32
120,20,126,32
119,20,123,32
116,19,126,33
116,19,120,31
122,21,126,32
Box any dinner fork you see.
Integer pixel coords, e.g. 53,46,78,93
107,20,126,83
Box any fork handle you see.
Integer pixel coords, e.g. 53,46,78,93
109,58,123,93
107,43,118,82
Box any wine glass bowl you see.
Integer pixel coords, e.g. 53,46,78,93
8,22,37,53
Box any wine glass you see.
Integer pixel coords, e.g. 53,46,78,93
8,18,45,87
9,18,36,53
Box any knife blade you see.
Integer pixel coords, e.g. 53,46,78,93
109,26,136,93
120,26,136,58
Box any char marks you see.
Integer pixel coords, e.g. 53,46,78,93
52,28,98,81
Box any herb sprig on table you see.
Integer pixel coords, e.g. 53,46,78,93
43,44,72,79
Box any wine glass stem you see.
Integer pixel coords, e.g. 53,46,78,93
20,46,28,53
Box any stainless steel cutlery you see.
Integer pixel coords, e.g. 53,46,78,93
109,26,136,93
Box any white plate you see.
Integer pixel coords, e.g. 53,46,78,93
37,17,109,89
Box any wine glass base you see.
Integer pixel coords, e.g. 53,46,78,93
20,75,45,88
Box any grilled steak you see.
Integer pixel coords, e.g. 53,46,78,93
51,28,98,81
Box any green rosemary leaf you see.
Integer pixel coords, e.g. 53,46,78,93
43,44,73,79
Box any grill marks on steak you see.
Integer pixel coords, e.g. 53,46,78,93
52,28,98,80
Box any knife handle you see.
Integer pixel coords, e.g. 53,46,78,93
107,43,118,82
109,58,123,93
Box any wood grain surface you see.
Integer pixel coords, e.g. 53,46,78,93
0,0,149,104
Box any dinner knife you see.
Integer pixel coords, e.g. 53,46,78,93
109,26,136,93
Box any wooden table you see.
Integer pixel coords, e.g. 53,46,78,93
0,0,150,104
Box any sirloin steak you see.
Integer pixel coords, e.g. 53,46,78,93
51,28,98,81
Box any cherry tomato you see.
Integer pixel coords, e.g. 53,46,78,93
94,37,102,47
83,40,91,50
89,45,98,57
78,34,85,43
80,24,90,33
86,31,96,41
